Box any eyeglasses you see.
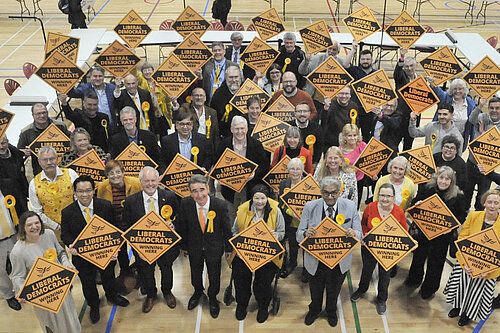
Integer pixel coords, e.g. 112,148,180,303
177,122,193,127
322,190,339,197
107,170,123,177
33,111,48,116
282,80,296,84
76,189,94,194
379,194,394,199
296,109,310,114
443,145,457,151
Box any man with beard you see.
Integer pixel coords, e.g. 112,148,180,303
323,86,359,149
274,33,306,88
288,102,323,167
202,42,237,103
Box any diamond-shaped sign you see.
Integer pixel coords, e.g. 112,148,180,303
307,56,353,99
251,113,290,153
160,153,208,198
455,227,500,278
152,54,197,98
384,10,425,49
299,217,360,269
115,142,158,178
230,219,285,272
240,37,280,74
18,257,77,313
35,50,85,94
343,6,381,42
363,214,418,271
352,69,397,111
172,5,210,38
29,124,70,158
399,76,439,115
71,215,124,270
299,20,333,53
251,8,285,41
172,32,213,71
66,149,107,183
399,145,436,184
45,32,80,62
122,210,181,264
265,95,296,123
94,40,141,77
209,148,258,193
229,79,271,114
468,126,500,175
113,9,152,48
263,155,291,192
407,194,461,240
463,56,500,99
280,174,321,219
419,46,463,86
354,137,393,178
0,108,14,139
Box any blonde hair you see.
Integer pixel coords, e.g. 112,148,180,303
339,124,361,147
425,166,462,201
317,146,355,179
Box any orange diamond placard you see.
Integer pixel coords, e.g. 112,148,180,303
463,56,500,99
152,54,197,98
455,227,500,278
71,215,124,270
35,50,85,94
66,150,106,183
251,113,290,153
307,56,353,99
263,155,291,192
299,217,360,269
399,76,439,114
343,6,381,42
251,8,285,41
384,10,425,49
468,126,500,175
280,174,322,219
399,145,436,184
354,137,393,178
160,153,208,198
240,37,280,74
113,9,152,48
265,95,296,123
18,257,77,313
209,148,258,192
123,210,181,264
172,33,213,71
115,142,158,178
363,214,418,271
351,69,397,111
94,40,141,77
407,194,461,240
230,219,285,272
172,6,210,38
299,20,333,53
419,46,463,86
0,108,14,139
229,79,271,114
29,124,70,158
45,32,80,62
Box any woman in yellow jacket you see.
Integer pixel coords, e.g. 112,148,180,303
97,160,142,276
231,184,285,323
444,189,500,326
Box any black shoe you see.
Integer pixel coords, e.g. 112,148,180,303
403,277,420,288
492,295,500,309
304,311,319,325
6,297,21,311
257,308,269,323
209,298,220,319
235,304,247,321
301,269,309,283
327,313,338,327
390,265,398,278
448,308,460,318
140,286,147,295
458,314,470,326
350,289,365,302
108,295,129,307
279,268,289,278
188,292,203,310
376,301,387,315
420,290,434,300
90,307,100,324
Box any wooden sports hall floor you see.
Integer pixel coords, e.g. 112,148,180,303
0,0,499,332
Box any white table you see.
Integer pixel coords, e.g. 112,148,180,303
453,32,500,66
69,28,106,67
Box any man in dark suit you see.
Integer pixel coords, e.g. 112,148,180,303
114,74,158,134
202,42,237,104
160,110,213,173
122,167,180,313
61,175,129,324
224,32,255,80
109,107,160,164
177,175,232,318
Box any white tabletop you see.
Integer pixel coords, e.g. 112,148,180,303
453,33,500,66
69,28,106,67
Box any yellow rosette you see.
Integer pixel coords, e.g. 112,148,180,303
186,96,192,103
47,183,59,195
4,195,19,226
340,181,345,194
223,104,233,122
282,58,291,72
350,109,357,124
430,133,437,152
142,101,151,127
299,156,306,165
101,119,109,138
282,187,290,208
336,214,346,225
206,211,216,233
161,205,173,222
344,157,350,165
120,199,125,208
206,118,212,140
139,145,146,152
44,249,57,262
371,217,381,227
401,189,410,209
191,146,199,165
305,135,316,157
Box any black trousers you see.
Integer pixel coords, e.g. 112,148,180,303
464,161,491,211
308,263,346,316
189,250,222,299
72,256,117,308
117,243,130,274
407,232,450,294
282,225,299,269
357,246,390,302
232,256,276,309
134,246,179,298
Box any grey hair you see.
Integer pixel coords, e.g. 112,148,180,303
449,78,469,96
139,166,159,180
283,32,296,42
320,177,342,191
425,165,462,200
212,41,224,50
70,127,91,151
287,157,304,171
231,115,247,128
332,40,340,50
188,174,209,188
38,146,58,157
230,32,243,41
404,57,417,65
388,156,411,175
120,106,137,119
226,65,241,76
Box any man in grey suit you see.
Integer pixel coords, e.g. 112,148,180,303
297,177,362,327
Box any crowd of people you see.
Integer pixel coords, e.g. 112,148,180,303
1,27,500,333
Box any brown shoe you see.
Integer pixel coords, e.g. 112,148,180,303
142,297,154,313
164,293,176,309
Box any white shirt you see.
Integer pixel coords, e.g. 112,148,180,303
78,199,94,221
452,99,468,135
195,196,211,222
142,191,159,214
196,106,207,135
323,201,338,219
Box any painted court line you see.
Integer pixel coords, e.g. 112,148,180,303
0,20,33,50
347,271,362,333
371,270,390,333
87,0,111,26
337,295,347,333
105,305,118,333
146,0,162,23
238,319,244,333
203,0,211,17
194,265,208,333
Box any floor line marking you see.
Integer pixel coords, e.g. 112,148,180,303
337,294,347,333
87,0,112,26
104,305,118,333
194,265,207,333
238,319,244,333
0,20,33,50
372,270,390,333
203,0,211,17
146,0,162,22
347,271,362,333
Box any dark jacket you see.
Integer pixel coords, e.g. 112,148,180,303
68,82,117,127
160,131,213,173
109,128,161,165
114,88,159,135
370,109,403,154
225,45,255,80
0,145,29,216
209,81,239,140
274,45,305,88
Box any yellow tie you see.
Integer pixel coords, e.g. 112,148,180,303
0,205,14,238
212,64,220,96
133,96,147,130
148,197,155,212
84,208,91,223
198,207,205,233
